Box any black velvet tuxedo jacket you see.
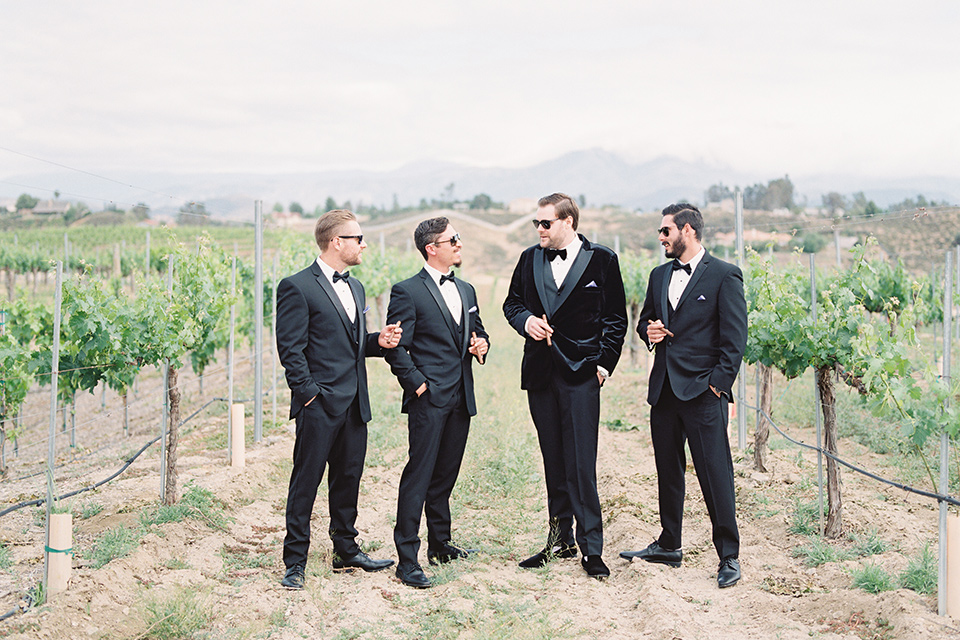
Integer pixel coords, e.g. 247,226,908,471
503,235,627,390
384,269,488,416
275,261,383,421
637,251,747,405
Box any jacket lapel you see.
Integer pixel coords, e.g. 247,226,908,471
454,278,470,357
533,248,551,319
660,262,671,328
553,239,592,313
420,269,460,345
313,263,357,346
674,251,711,312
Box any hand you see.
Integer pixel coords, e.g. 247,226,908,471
415,382,427,397
527,315,554,343
710,385,721,398
469,332,488,363
597,370,605,387
378,320,402,349
646,319,674,344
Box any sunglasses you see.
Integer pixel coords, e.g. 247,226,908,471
532,218,561,230
338,234,364,243
432,233,461,246
658,226,678,236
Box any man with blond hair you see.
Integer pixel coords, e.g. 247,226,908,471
276,209,402,590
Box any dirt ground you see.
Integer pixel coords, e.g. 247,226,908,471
2,275,960,639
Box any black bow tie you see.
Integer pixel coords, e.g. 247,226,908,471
439,272,456,285
333,270,350,283
545,248,567,262
671,260,692,275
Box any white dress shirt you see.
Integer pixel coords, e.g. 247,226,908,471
668,246,705,309
424,263,463,325
316,256,356,322
549,235,582,289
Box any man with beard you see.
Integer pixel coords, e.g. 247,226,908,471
503,192,627,580
620,203,747,589
275,209,402,590
385,217,489,589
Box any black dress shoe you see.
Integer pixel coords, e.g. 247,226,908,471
332,550,395,572
280,563,305,590
581,555,610,579
428,542,477,566
396,562,432,588
619,541,682,567
717,557,740,588
518,542,578,569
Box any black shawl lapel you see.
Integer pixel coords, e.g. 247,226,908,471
674,251,711,313
312,262,357,346
553,238,593,313
420,269,460,345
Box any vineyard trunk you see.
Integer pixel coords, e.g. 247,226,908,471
628,301,640,367
753,364,772,473
163,364,181,505
816,366,843,538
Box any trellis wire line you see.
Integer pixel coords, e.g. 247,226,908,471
743,400,960,508
710,206,958,236
0,433,161,518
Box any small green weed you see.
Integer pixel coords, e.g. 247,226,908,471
603,418,642,432
140,482,230,531
78,502,104,520
88,525,141,569
787,499,823,536
792,537,849,567
899,543,937,595
140,586,214,640
850,562,896,594
848,529,888,558
0,541,11,570
163,558,191,570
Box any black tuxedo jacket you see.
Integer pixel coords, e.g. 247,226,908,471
503,235,627,390
637,250,747,405
384,269,488,416
275,261,383,421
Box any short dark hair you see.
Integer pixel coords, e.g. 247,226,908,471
315,209,356,248
662,203,703,240
538,192,579,230
414,216,450,259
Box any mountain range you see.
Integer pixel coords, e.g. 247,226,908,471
3,149,958,221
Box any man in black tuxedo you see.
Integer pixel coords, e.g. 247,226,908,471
275,209,402,590
385,217,489,589
620,203,747,589
503,193,627,580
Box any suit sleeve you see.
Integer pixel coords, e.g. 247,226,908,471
598,253,628,374
709,266,748,395
275,278,321,407
383,282,427,394
468,285,489,363
636,268,660,349
502,254,533,337
358,283,385,358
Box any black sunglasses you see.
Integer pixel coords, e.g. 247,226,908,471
338,234,364,243
657,226,679,236
532,218,561,230
432,233,461,246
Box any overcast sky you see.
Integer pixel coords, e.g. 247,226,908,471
2,1,958,187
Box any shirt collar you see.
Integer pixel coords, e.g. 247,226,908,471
316,256,341,284
423,262,453,285
680,246,705,272
555,234,582,261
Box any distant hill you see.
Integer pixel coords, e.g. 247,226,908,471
2,149,958,221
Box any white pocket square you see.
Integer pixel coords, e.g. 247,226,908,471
363,305,370,313
697,295,706,301
585,281,598,288
468,306,478,313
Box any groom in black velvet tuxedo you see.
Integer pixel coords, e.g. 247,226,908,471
620,203,747,589
503,192,627,580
